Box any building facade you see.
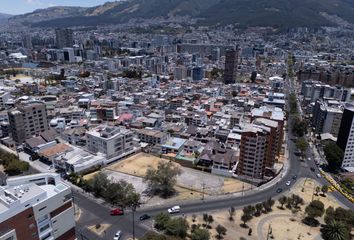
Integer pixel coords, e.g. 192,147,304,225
224,47,240,84
87,126,134,159
336,103,354,172
8,101,49,144
55,28,73,49
0,173,75,240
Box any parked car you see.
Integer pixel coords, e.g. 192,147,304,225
110,208,124,216
316,174,322,178
308,157,311,161
276,188,283,193
168,206,180,214
113,230,121,240
310,167,315,172
292,175,297,180
139,214,151,221
286,181,291,186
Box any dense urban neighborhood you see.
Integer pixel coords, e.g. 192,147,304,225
0,1,354,240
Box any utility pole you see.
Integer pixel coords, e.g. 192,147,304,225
201,182,206,200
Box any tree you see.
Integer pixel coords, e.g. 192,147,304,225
191,228,210,240
203,213,209,228
241,213,252,227
215,225,227,240
90,172,109,197
323,143,344,173
296,137,309,156
5,160,29,176
165,217,189,238
320,220,350,240
144,161,181,198
228,207,235,221
243,205,255,216
154,212,171,230
278,196,287,209
292,117,308,137
304,200,325,226
321,185,329,196
291,194,304,208
255,203,263,216
207,215,214,228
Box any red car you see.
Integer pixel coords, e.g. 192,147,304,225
110,208,124,216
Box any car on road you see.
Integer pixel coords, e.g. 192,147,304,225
286,181,291,186
139,214,151,221
292,175,297,180
110,208,124,216
307,157,311,161
316,174,322,178
276,188,283,193
168,205,181,214
310,167,315,172
113,230,121,240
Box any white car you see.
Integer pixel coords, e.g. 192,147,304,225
307,157,311,161
316,174,322,178
113,230,121,240
168,205,180,214
286,180,291,186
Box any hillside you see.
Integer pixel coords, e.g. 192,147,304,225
10,0,354,28
0,13,12,19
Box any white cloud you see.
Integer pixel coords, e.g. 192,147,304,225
25,0,42,5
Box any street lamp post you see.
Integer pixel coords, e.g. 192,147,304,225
132,205,136,240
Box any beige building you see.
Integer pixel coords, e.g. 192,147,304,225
8,101,49,144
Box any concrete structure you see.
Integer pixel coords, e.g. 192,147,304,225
237,123,271,181
224,47,240,84
55,28,73,49
0,173,75,240
0,91,10,110
136,129,168,145
87,126,134,159
312,100,343,137
337,103,354,172
8,101,49,144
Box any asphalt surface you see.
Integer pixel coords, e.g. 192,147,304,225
75,77,353,240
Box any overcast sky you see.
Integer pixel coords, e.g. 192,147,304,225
1,0,113,15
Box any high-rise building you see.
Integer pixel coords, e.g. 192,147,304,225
312,100,343,137
22,33,33,49
8,101,49,144
211,47,220,62
336,103,354,171
55,28,73,49
192,67,203,81
224,47,240,84
0,173,76,240
237,124,270,180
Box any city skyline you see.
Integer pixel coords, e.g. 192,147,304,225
1,0,113,15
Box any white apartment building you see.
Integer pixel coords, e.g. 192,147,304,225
87,126,134,160
0,173,75,240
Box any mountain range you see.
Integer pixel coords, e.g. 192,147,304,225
8,0,354,28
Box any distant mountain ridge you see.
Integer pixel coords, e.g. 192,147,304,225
0,13,12,19
9,0,354,28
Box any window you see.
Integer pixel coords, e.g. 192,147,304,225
39,223,50,233
38,206,47,212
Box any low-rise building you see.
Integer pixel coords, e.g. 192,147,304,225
0,173,75,240
87,126,134,160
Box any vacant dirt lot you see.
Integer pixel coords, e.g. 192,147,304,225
105,153,251,196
